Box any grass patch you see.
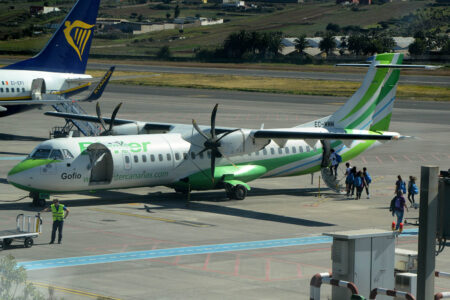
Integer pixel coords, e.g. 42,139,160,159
92,71,449,101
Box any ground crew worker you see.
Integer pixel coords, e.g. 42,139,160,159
41,198,69,244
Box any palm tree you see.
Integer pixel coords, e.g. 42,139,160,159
319,31,336,55
294,34,308,54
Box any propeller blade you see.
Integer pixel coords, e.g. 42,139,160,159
210,104,218,140
109,102,123,132
95,102,108,131
210,154,216,183
216,129,240,143
192,119,209,140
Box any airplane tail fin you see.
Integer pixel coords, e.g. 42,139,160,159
3,0,100,74
297,53,438,131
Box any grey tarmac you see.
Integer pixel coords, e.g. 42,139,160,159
0,86,449,299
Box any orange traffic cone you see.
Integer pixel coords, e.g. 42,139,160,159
392,221,396,231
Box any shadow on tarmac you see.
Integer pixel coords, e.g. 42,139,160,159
0,188,335,227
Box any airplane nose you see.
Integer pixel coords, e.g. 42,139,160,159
7,159,42,190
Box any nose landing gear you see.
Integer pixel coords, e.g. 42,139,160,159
30,192,47,207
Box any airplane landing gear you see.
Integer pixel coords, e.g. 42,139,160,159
30,192,46,207
225,184,247,200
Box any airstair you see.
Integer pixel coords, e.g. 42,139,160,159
321,167,344,193
52,102,101,137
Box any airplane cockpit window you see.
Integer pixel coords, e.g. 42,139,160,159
50,149,64,160
62,149,74,159
30,149,51,159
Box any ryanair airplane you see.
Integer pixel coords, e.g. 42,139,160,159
0,0,105,117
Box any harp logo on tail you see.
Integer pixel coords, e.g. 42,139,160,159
63,20,95,61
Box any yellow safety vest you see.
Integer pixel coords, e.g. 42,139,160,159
51,204,65,221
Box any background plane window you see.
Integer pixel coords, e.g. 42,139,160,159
270,148,275,155
166,153,171,161
292,146,297,153
263,149,267,155
62,149,74,159
285,147,290,154
31,149,51,159
306,146,311,152
134,155,138,163
299,146,303,153
191,152,195,159
158,154,163,161
175,153,180,160
278,148,283,154
5,88,9,92
0,88,3,92
50,150,63,160
150,154,155,162
142,155,147,162
11,88,14,92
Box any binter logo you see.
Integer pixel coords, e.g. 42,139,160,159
63,20,94,61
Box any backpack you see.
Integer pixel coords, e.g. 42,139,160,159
400,181,406,194
336,154,342,163
413,184,419,195
354,176,362,187
365,172,372,184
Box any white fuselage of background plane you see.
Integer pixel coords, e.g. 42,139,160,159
0,70,92,100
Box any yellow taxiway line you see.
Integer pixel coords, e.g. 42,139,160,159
31,281,121,299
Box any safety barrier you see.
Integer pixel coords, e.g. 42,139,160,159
435,292,450,299
435,271,450,299
369,288,415,300
310,272,359,300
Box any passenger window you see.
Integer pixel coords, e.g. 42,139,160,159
6,88,9,92
50,150,63,160
62,149,74,159
158,154,163,161
199,152,204,159
207,151,211,159
256,151,260,156
191,152,196,159
292,146,297,153
263,149,267,155
142,155,147,162
150,154,155,162
270,148,275,155
175,153,180,160
134,155,138,163
278,148,283,154
0,88,3,92
306,146,311,152
299,146,303,153
125,156,130,164
183,153,188,160
166,153,171,161
22,88,25,92
31,149,51,159
285,147,290,154
11,88,14,92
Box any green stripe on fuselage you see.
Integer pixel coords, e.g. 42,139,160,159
7,159,60,176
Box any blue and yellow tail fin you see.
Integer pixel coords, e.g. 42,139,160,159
3,0,100,74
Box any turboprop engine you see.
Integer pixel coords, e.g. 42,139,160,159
109,122,146,136
217,129,269,157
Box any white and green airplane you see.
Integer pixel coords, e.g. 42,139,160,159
7,53,435,206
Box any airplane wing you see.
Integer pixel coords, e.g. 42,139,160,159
252,128,401,141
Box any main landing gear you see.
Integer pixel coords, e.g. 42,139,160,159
30,192,46,207
225,184,247,200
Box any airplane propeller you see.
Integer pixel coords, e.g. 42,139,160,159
192,104,239,182
96,102,123,136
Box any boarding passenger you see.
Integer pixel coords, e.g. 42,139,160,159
354,171,365,200
407,176,419,207
390,191,408,230
329,149,339,177
395,175,406,195
363,167,371,199
346,166,356,199
41,199,69,244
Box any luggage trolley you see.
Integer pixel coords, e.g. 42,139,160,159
0,214,42,250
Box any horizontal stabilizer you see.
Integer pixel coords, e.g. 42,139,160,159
336,63,440,69
80,66,115,102
253,129,398,141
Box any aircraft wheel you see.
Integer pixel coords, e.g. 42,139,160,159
3,238,12,247
225,184,234,199
24,237,33,248
174,188,188,195
233,185,247,200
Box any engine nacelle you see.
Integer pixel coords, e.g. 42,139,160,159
218,129,270,156
110,122,146,135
